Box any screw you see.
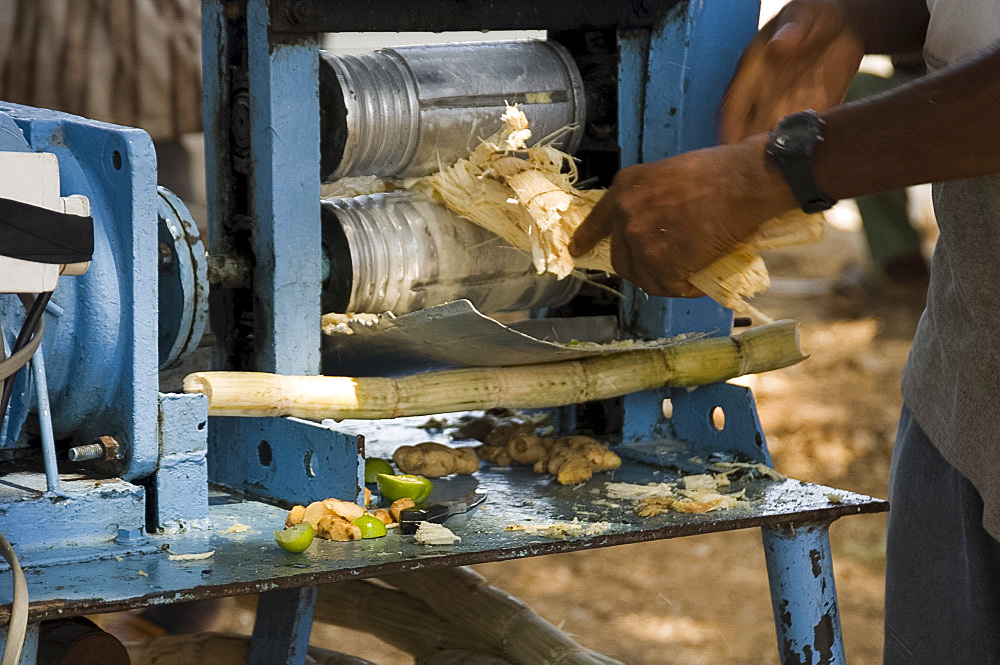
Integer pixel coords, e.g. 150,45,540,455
68,436,123,462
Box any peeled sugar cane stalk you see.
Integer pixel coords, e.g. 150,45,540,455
408,105,826,321
184,320,806,419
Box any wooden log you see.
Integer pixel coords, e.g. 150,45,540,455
123,632,374,665
381,567,624,665
184,320,805,420
310,581,503,658
418,651,516,665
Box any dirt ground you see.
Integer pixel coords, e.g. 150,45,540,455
101,201,929,664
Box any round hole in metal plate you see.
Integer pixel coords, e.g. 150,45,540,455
661,398,673,419
304,451,316,478
711,406,726,431
257,440,272,466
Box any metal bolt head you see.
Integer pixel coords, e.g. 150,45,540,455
99,436,124,461
286,0,314,24
158,242,174,270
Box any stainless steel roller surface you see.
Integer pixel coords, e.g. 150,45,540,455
321,192,580,315
320,40,585,181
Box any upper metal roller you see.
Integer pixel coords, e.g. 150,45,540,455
320,40,586,181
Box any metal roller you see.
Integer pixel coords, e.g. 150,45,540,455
322,192,580,315
320,40,586,181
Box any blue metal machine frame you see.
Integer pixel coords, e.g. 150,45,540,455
198,2,859,663
0,3,882,664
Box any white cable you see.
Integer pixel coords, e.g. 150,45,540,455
0,533,27,665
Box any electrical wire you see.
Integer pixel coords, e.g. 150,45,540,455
0,316,44,382
0,292,50,426
0,533,27,665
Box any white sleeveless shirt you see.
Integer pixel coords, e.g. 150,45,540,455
924,0,1000,70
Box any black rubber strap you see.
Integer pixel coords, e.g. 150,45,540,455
0,197,94,264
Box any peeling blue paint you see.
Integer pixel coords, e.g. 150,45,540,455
763,523,845,665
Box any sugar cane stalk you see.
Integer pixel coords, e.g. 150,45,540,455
184,320,805,420
381,567,624,665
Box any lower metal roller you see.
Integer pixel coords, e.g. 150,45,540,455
321,192,580,315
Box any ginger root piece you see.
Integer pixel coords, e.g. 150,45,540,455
542,436,622,486
372,509,393,525
476,445,512,467
483,418,534,448
390,498,416,523
316,515,362,541
285,505,306,527
506,433,551,465
456,410,513,442
394,442,479,478
302,501,336,529
323,498,366,521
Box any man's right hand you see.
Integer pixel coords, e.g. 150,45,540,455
719,0,864,144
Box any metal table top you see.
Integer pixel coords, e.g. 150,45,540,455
2,416,886,624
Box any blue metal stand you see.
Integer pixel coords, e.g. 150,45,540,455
763,522,845,665
248,586,318,665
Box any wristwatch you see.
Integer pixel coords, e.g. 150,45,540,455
766,110,837,214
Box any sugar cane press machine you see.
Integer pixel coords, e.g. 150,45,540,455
0,1,887,664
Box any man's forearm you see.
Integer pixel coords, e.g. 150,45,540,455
840,0,930,54
813,44,1000,200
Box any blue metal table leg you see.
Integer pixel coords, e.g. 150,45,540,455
762,522,846,665
247,586,318,665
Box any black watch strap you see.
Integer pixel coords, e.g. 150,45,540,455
766,110,836,214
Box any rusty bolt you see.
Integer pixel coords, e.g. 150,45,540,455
68,436,123,462
158,242,174,270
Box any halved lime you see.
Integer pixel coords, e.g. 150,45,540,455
364,458,394,484
376,473,433,503
274,522,314,552
352,514,388,538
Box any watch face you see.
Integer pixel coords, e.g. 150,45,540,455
773,112,822,154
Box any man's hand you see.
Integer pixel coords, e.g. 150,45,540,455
569,136,797,297
719,0,863,143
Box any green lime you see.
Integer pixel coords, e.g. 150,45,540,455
274,522,314,552
352,514,388,539
376,473,433,503
364,458,394,484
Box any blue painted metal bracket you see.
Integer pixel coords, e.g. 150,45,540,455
0,475,148,567
246,0,322,375
762,522,845,665
669,383,772,464
616,2,766,459
0,622,38,665
248,586,318,665
208,416,363,507
151,393,210,530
